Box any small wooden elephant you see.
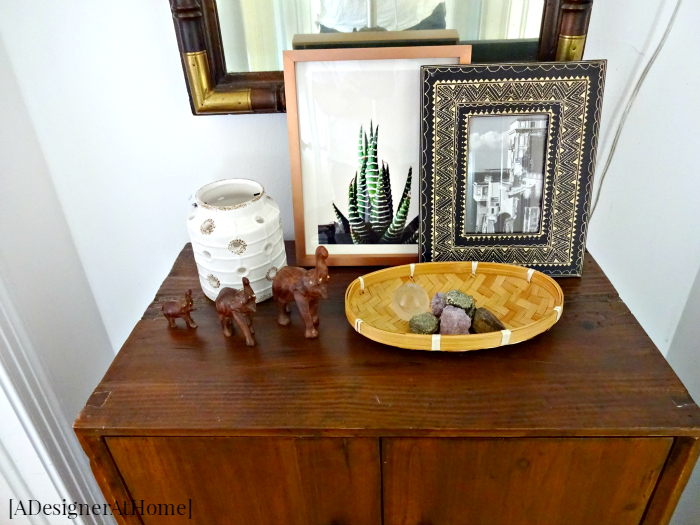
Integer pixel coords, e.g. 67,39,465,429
272,246,330,339
162,289,197,329
215,277,257,346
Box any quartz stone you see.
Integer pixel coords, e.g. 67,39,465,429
392,282,430,321
445,290,476,319
439,305,471,335
472,307,506,333
409,312,439,334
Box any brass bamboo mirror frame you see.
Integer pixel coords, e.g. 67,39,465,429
168,0,593,115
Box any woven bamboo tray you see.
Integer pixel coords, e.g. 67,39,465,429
345,261,564,352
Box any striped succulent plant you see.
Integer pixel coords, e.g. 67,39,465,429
334,123,418,244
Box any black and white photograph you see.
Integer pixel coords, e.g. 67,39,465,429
466,114,547,235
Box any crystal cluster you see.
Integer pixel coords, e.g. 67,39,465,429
407,287,505,336
439,305,471,335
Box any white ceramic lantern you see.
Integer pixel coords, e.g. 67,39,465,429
187,179,287,302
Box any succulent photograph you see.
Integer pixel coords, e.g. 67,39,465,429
319,122,419,245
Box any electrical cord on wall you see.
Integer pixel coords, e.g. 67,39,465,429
588,0,682,221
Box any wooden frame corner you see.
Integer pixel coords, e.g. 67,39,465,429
169,0,285,115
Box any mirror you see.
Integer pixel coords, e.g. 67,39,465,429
217,0,545,73
168,0,593,114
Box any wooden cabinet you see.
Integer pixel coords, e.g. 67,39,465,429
383,438,671,525
107,437,380,525
75,243,700,525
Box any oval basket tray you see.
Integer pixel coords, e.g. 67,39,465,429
345,261,564,352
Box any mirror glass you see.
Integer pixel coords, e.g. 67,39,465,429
217,0,545,72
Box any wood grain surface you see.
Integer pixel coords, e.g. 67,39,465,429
107,436,380,525
76,434,141,525
74,242,700,437
383,437,672,525
641,437,700,525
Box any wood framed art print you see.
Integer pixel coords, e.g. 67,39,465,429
284,46,471,266
420,61,606,276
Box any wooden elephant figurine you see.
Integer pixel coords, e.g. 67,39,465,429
215,278,257,346
272,246,329,339
162,289,197,329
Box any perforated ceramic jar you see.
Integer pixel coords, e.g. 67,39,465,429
187,179,287,302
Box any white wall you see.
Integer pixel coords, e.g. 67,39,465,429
0,26,113,523
0,0,293,350
0,30,114,436
585,0,700,356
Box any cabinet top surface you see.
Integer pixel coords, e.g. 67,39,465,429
75,243,700,437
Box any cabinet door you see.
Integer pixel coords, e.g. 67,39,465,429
107,437,380,525
383,438,672,525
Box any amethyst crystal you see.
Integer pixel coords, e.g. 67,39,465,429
439,305,472,335
431,292,446,317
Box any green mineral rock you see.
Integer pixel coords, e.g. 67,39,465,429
409,312,439,334
445,290,476,319
472,307,506,333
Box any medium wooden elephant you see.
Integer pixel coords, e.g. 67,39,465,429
272,246,330,339
215,278,257,346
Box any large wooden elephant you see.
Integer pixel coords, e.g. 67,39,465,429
272,246,329,339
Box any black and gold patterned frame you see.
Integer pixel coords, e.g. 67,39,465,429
419,61,606,276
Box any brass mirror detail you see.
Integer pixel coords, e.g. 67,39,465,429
539,0,593,61
169,0,592,115
170,0,285,115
